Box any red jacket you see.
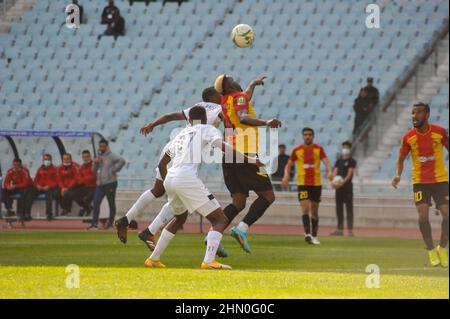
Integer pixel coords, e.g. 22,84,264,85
4,166,33,190
78,161,96,188
57,163,79,189
34,165,59,189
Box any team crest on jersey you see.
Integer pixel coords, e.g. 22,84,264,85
236,96,246,106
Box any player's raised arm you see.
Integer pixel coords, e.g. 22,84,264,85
245,75,267,100
140,111,186,136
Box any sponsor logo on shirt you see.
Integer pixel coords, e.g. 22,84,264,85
418,156,435,163
303,164,315,169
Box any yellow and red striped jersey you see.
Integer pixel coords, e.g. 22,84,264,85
290,144,327,186
400,124,449,184
221,92,258,154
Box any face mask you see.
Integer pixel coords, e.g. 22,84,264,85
43,160,51,167
63,162,71,167
342,149,351,156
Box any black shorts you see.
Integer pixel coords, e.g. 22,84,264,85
297,185,322,202
222,162,273,197
413,182,449,207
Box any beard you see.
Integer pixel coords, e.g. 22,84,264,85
413,120,423,128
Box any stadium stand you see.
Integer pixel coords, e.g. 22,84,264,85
0,0,449,185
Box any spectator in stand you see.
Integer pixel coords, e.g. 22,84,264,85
364,77,380,109
57,153,80,216
1,158,34,221
88,139,125,230
75,150,97,217
32,154,59,221
271,144,294,191
98,0,124,40
353,88,372,135
101,0,119,25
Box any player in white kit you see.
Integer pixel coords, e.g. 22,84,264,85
115,88,224,249
145,106,262,269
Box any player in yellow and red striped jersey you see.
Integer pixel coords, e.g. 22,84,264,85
282,127,333,245
392,102,449,267
214,74,282,254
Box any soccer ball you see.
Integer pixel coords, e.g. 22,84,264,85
332,175,344,185
231,24,255,48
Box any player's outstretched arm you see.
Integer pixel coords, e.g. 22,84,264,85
237,110,282,128
245,75,267,100
215,139,264,167
392,156,405,189
281,160,294,188
140,112,186,136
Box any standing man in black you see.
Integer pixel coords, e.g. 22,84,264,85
271,144,293,191
330,141,357,237
364,77,380,109
353,88,372,135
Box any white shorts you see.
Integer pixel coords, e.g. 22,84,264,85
163,174,221,217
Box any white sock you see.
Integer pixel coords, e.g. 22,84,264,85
148,202,175,235
204,230,223,263
237,222,249,233
126,190,155,223
150,229,175,261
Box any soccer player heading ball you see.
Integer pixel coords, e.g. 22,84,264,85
214,74,282,253
392,102,449,268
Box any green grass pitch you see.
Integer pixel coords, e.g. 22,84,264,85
0,231,448,299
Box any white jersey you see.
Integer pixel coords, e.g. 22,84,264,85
165,124,222,177
155,102,223,180
182,102,223,128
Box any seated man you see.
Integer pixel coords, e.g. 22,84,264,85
2,158,34,221
57,153,80,215
101,0,119,25
75,150,97,216
32,154,59,221
98,14,125,40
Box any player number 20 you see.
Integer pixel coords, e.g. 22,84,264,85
299,191,308,200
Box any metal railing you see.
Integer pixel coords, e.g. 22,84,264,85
0,0,15,17
352,23,449,161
